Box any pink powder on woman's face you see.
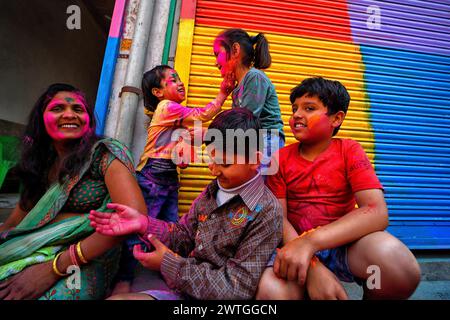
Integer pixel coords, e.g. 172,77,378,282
43,92,90,142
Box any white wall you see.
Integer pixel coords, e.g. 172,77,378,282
0,0,107,128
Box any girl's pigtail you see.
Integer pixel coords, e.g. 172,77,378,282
252,33,272,70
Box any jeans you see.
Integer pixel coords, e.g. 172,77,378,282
115,165,180,282
137,171,179,222
261,130,285,178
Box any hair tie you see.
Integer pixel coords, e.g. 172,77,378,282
251,34,262,45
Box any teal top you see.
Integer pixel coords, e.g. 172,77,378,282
231,68,285,139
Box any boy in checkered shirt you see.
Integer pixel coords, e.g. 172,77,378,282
90,108,282,300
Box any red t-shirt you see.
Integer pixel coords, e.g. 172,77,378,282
267,139,383,233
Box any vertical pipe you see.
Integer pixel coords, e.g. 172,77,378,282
167,0,183,68
162,0,177,65
94,0,127,135
114,0,155,146
131,0,172,161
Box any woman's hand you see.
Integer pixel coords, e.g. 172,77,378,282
306,258,348,300
89,203,148,236
0,261,59,300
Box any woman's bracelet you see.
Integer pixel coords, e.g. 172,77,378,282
76,241,88,264
52,252,67,277
69,244,79,266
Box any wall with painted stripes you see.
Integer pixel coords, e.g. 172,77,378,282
348,0,450,248
173,0,450,248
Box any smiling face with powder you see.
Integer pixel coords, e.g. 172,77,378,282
289,94,343,144
43,91,91,142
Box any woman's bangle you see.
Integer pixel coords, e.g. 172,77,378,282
69,244,79,266
52,252,67,277
76,241,88,264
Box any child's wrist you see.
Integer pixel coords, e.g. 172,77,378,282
298,227,321,252
215,92,227,106
138,215,149,235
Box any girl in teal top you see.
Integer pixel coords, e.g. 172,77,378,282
213,28,285,175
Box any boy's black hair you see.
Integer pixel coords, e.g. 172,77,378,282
205,108,262,161
290,77,350,136
141,65,172,112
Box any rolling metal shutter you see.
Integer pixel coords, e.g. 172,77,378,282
174,0,450,248
347,0,450,248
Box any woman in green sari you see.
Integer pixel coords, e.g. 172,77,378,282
0,83,146,299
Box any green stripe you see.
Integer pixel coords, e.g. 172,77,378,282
162,0,177,64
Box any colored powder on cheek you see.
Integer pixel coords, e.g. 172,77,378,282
288,117,295,130
307,115,322,129
227,57,238,74
72,94,91,135
75,95,91,135
80,114,91,135
44,113,65,140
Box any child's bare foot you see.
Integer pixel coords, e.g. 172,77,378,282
110,281,132,296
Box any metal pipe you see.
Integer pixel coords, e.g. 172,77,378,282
114,0,155,147
162,0,177,65
167,0,182,68
131,0,172,161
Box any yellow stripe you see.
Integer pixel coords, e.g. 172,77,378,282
174,18,195,105
175,24,375,215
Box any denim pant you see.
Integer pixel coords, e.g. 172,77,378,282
115,169,179,282
261,130,285,178
137,171,179,222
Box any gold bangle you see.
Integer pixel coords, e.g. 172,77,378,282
76,241,88,264
52,252,67,277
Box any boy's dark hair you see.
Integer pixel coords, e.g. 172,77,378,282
290,77,350,136
215,28,271,69
141,64,172,112
205,108,262,161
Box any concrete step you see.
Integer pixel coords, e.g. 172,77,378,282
342,251,450,300
1,192,449,300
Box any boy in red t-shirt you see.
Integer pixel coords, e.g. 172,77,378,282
257,77,420,300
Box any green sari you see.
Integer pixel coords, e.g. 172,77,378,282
0,138,135,300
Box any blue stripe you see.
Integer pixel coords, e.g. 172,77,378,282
362,45,450,248
387,222,450,249
94,37,120,135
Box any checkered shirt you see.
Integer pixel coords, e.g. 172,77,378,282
143,175,282,300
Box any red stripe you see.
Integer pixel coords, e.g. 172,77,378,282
196,0,352,42
181,0,197,19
